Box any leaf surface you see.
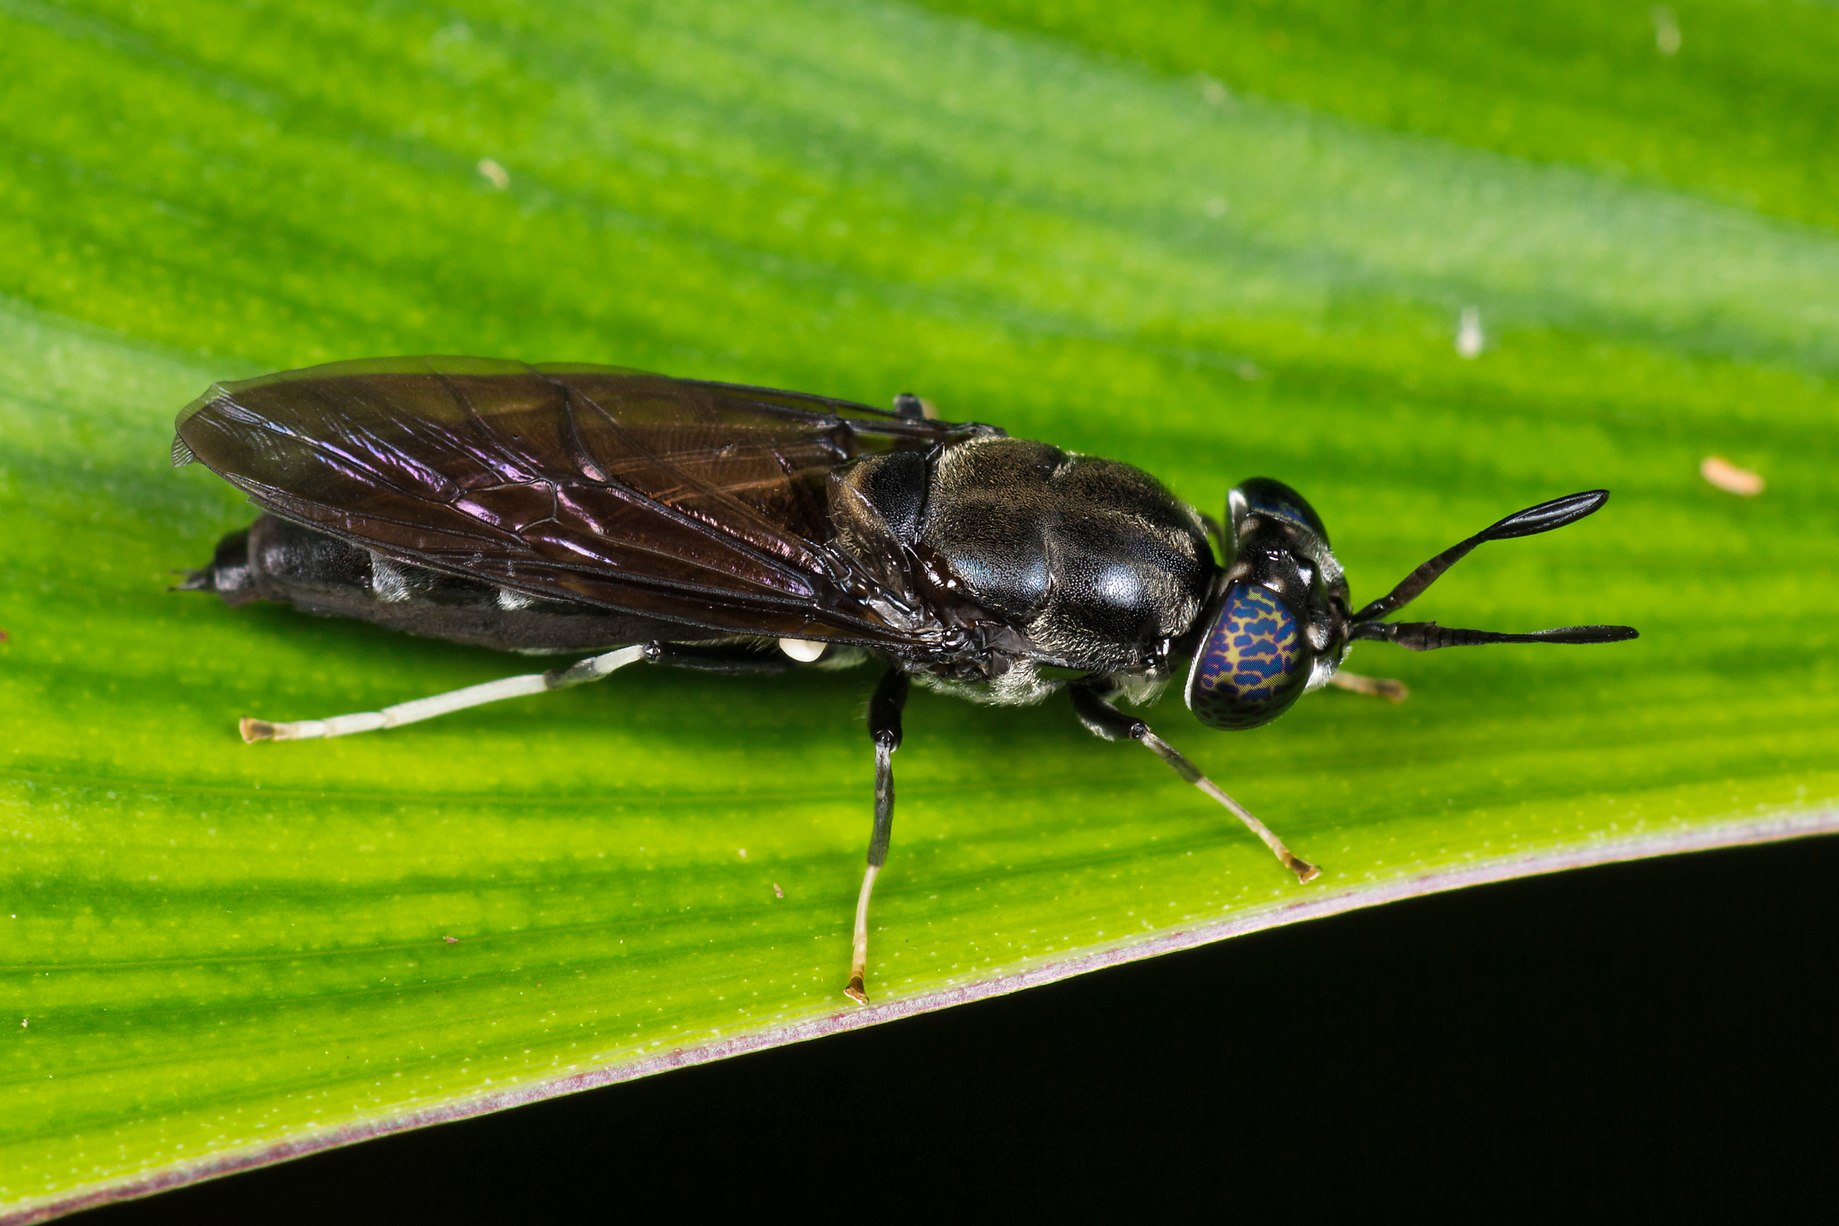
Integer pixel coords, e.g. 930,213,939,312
1,0,1835,1217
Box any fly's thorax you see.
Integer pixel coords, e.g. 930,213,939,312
847,435,1217,673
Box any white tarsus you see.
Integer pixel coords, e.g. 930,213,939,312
240,645,646,742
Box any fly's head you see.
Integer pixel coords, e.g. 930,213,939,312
1184,483,1638,732
1186,478,1350,730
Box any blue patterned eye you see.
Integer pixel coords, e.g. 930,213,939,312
1185,583,1314,730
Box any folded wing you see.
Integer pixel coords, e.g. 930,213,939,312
175,357,995,646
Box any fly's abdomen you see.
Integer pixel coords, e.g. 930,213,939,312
181,515,697,653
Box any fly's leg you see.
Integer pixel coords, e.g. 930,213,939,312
241,645,648,741
240,641,804,742
242,636,903,999
1069,679,1319,883
846,669,909,1005
892,392,938,422
599,648,903,1002
1328,671,1410,702
1198,510,1226,560
641,642,809,676
647,647,902,1003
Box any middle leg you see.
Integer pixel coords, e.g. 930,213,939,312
845,668,910,1005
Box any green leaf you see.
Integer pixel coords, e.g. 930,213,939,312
2,0,1835,1215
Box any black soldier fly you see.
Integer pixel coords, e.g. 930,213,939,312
174,358,1637,1002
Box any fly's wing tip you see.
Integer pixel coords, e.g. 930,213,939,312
172,381,239,467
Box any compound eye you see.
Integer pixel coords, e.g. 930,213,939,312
1186,583,1314,730
1229,477,1330,543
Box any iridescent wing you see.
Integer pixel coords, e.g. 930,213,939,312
174,357,997,646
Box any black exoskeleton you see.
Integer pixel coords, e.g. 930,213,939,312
176,358,1636,1002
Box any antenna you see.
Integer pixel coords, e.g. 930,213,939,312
1350,491,1637,650
1352,621,1638,651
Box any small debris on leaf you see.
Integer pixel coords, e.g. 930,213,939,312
1456,306,1484,359
476,158,510,190
1700,455,1764,496
1653,7,1682,56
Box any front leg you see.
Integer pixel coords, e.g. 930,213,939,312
1069,678,1319,883
846,669,910,1005
1329,671,1409,702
